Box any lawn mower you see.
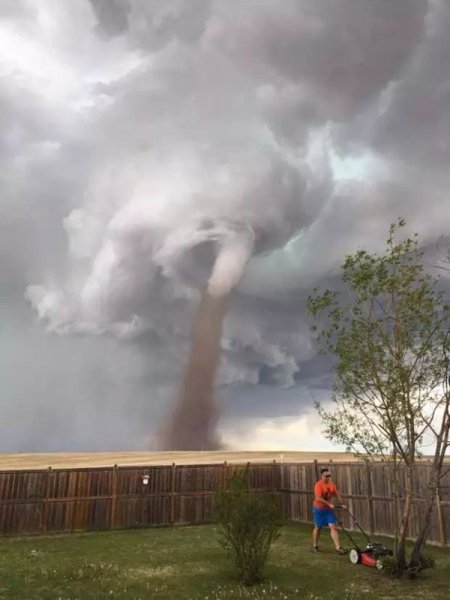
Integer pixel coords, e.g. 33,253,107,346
335,507,393,569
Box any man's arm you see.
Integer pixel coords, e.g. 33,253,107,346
314,493,335,508
334,487,347,509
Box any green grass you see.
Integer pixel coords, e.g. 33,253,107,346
0,523,448,600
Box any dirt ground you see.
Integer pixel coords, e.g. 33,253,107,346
0,450,360,470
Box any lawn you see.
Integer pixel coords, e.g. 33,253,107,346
0,523,448,600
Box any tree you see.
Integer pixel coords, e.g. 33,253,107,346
307,219,450,573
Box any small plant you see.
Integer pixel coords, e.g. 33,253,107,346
378,555,402,577
66,560,121,581
203,582,294,599
214,470,284,586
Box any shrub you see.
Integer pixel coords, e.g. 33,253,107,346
214,470,284,586
379,553,436,579
406,553,436,579
417,553,436,570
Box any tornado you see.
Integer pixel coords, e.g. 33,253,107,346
160,230,254,450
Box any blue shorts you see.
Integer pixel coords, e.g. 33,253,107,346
313,507,337,528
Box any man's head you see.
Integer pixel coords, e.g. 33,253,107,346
320,467,331,482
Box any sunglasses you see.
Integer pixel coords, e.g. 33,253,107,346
324,474,331,478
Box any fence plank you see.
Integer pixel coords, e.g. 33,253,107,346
41,467,52,534
170,463,176,525
436,488,446,548
111,464,118,530
365,461,375,534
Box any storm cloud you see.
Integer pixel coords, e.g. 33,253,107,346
1,0,449,451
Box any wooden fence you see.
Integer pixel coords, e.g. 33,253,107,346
281,461,450,548
0,461,449,547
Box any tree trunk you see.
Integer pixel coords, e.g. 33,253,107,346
396,466,414,571
409,468,439,568
410,398,450,569
391,454,399,555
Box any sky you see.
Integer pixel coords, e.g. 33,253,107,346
1,0,450,453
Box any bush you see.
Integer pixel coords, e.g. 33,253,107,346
379,553,436,579
405,553,436,579
417,553,436,570
214,470,284,586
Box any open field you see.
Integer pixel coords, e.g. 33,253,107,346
0,522,449,600
0,451,361,470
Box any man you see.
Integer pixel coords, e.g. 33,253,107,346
312,467,347,554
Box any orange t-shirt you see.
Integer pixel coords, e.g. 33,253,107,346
313,480,338,509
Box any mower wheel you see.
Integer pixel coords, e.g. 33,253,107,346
349,549,361,564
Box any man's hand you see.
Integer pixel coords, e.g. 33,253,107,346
328,502,335,509
340,504,347,510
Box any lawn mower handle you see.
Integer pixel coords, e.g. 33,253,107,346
334,506,372,546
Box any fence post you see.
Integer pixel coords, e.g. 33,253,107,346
41,466,52,534
284,463,291,520
313,460,320,523
313,459,319,480
110,464,118,529
344,464,354,531
365,461,375,534
170,463,176,525
272,459,277,492
223,461,228,489
436,487,447,548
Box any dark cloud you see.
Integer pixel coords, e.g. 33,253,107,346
0,0,36,21
125,0,212,50
89,0,131,37
371,0,450,169
208,0,427,123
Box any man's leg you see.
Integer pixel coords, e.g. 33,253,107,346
329,524,342,550
313,525,321,549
